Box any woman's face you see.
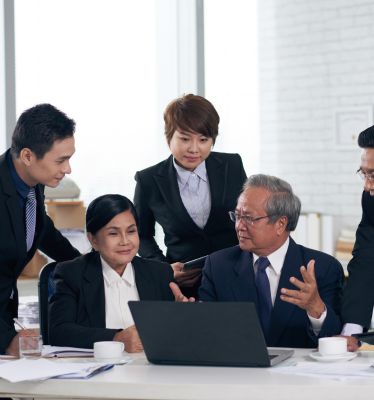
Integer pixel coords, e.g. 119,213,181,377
169,130,213,171
88,210,139,274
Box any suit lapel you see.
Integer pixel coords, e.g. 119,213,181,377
230,250,259,303
268,238,303,345
83,253,107,328
153,156,201,233
204,153,226,229
0,153,27,265
132,257,158,300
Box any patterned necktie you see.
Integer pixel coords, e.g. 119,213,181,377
255,257,272,340
188,173,199,194
25,187,37,252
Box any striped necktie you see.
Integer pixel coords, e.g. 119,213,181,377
255,257,272,341
25,187,37,252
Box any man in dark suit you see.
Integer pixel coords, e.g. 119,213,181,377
171,174,344,348
0,104,80,355
341,126,374,339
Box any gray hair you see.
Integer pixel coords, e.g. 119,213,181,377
242,174,301,231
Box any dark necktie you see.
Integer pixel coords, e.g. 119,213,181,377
255,257,272,340
25,187,37,252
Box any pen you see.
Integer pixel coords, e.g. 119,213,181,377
13,318,26,330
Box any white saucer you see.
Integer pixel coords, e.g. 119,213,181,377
94,355,131,365
309,351,357,362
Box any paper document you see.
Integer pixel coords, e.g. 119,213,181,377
273,361,374,380
42,345,94,358
0,358,114,383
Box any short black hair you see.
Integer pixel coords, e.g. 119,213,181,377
358,125,374,148
86,194,138,235
11,103,76,159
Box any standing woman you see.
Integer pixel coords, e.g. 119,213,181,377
134,94,247,297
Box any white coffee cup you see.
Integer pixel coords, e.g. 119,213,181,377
94,341,124,360
318,337,347,356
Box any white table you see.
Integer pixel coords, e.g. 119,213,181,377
1,349,374,400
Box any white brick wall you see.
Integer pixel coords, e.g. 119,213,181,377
258,0,374,237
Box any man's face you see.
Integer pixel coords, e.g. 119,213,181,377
235,187,287,256
360,148,374,196
26,136,75,187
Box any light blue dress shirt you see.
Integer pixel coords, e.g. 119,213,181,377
173,159,211,229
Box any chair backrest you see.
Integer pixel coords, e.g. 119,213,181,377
38,261,57,345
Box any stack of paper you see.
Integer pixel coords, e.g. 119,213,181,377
42,345,94,358
0,359,114,382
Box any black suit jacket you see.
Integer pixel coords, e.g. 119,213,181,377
49,252,175,348
342,191,374,328
0,150,80,354
134,152,247,263
199,238,344,348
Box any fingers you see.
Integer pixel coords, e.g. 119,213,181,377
169,282,190,302
121,327,143,353
174,269,201,286
169,282,184,300
280,288,304,306
171,262,184,272
301,260,316,284
346,336,360,352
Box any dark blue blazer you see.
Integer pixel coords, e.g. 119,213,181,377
199,238,344,348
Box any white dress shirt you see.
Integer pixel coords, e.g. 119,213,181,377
101,257,140,330
253,237,327,335
173,159,211,229
341,323,363,336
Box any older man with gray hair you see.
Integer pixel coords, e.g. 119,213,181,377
171,174,344,348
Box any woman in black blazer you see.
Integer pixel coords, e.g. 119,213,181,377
49,194,174,352
134,94,247,297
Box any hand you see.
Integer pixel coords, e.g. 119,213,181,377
336,335,360,352
280,260,325,318
113,325,143,353
169,282,196,302
171,262,201,287
6,329,40,357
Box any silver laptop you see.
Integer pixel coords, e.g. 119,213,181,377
129,301,294,367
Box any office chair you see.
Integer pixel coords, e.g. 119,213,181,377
38,261,57,345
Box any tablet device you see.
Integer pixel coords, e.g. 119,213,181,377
352,332,374,345
182,255,207,271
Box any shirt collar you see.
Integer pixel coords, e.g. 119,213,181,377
173,158,208,188
101,256,136,287
253,237,290,276
6,151,32,199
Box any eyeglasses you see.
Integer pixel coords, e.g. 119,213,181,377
357,169,374,182
228,211,272,226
